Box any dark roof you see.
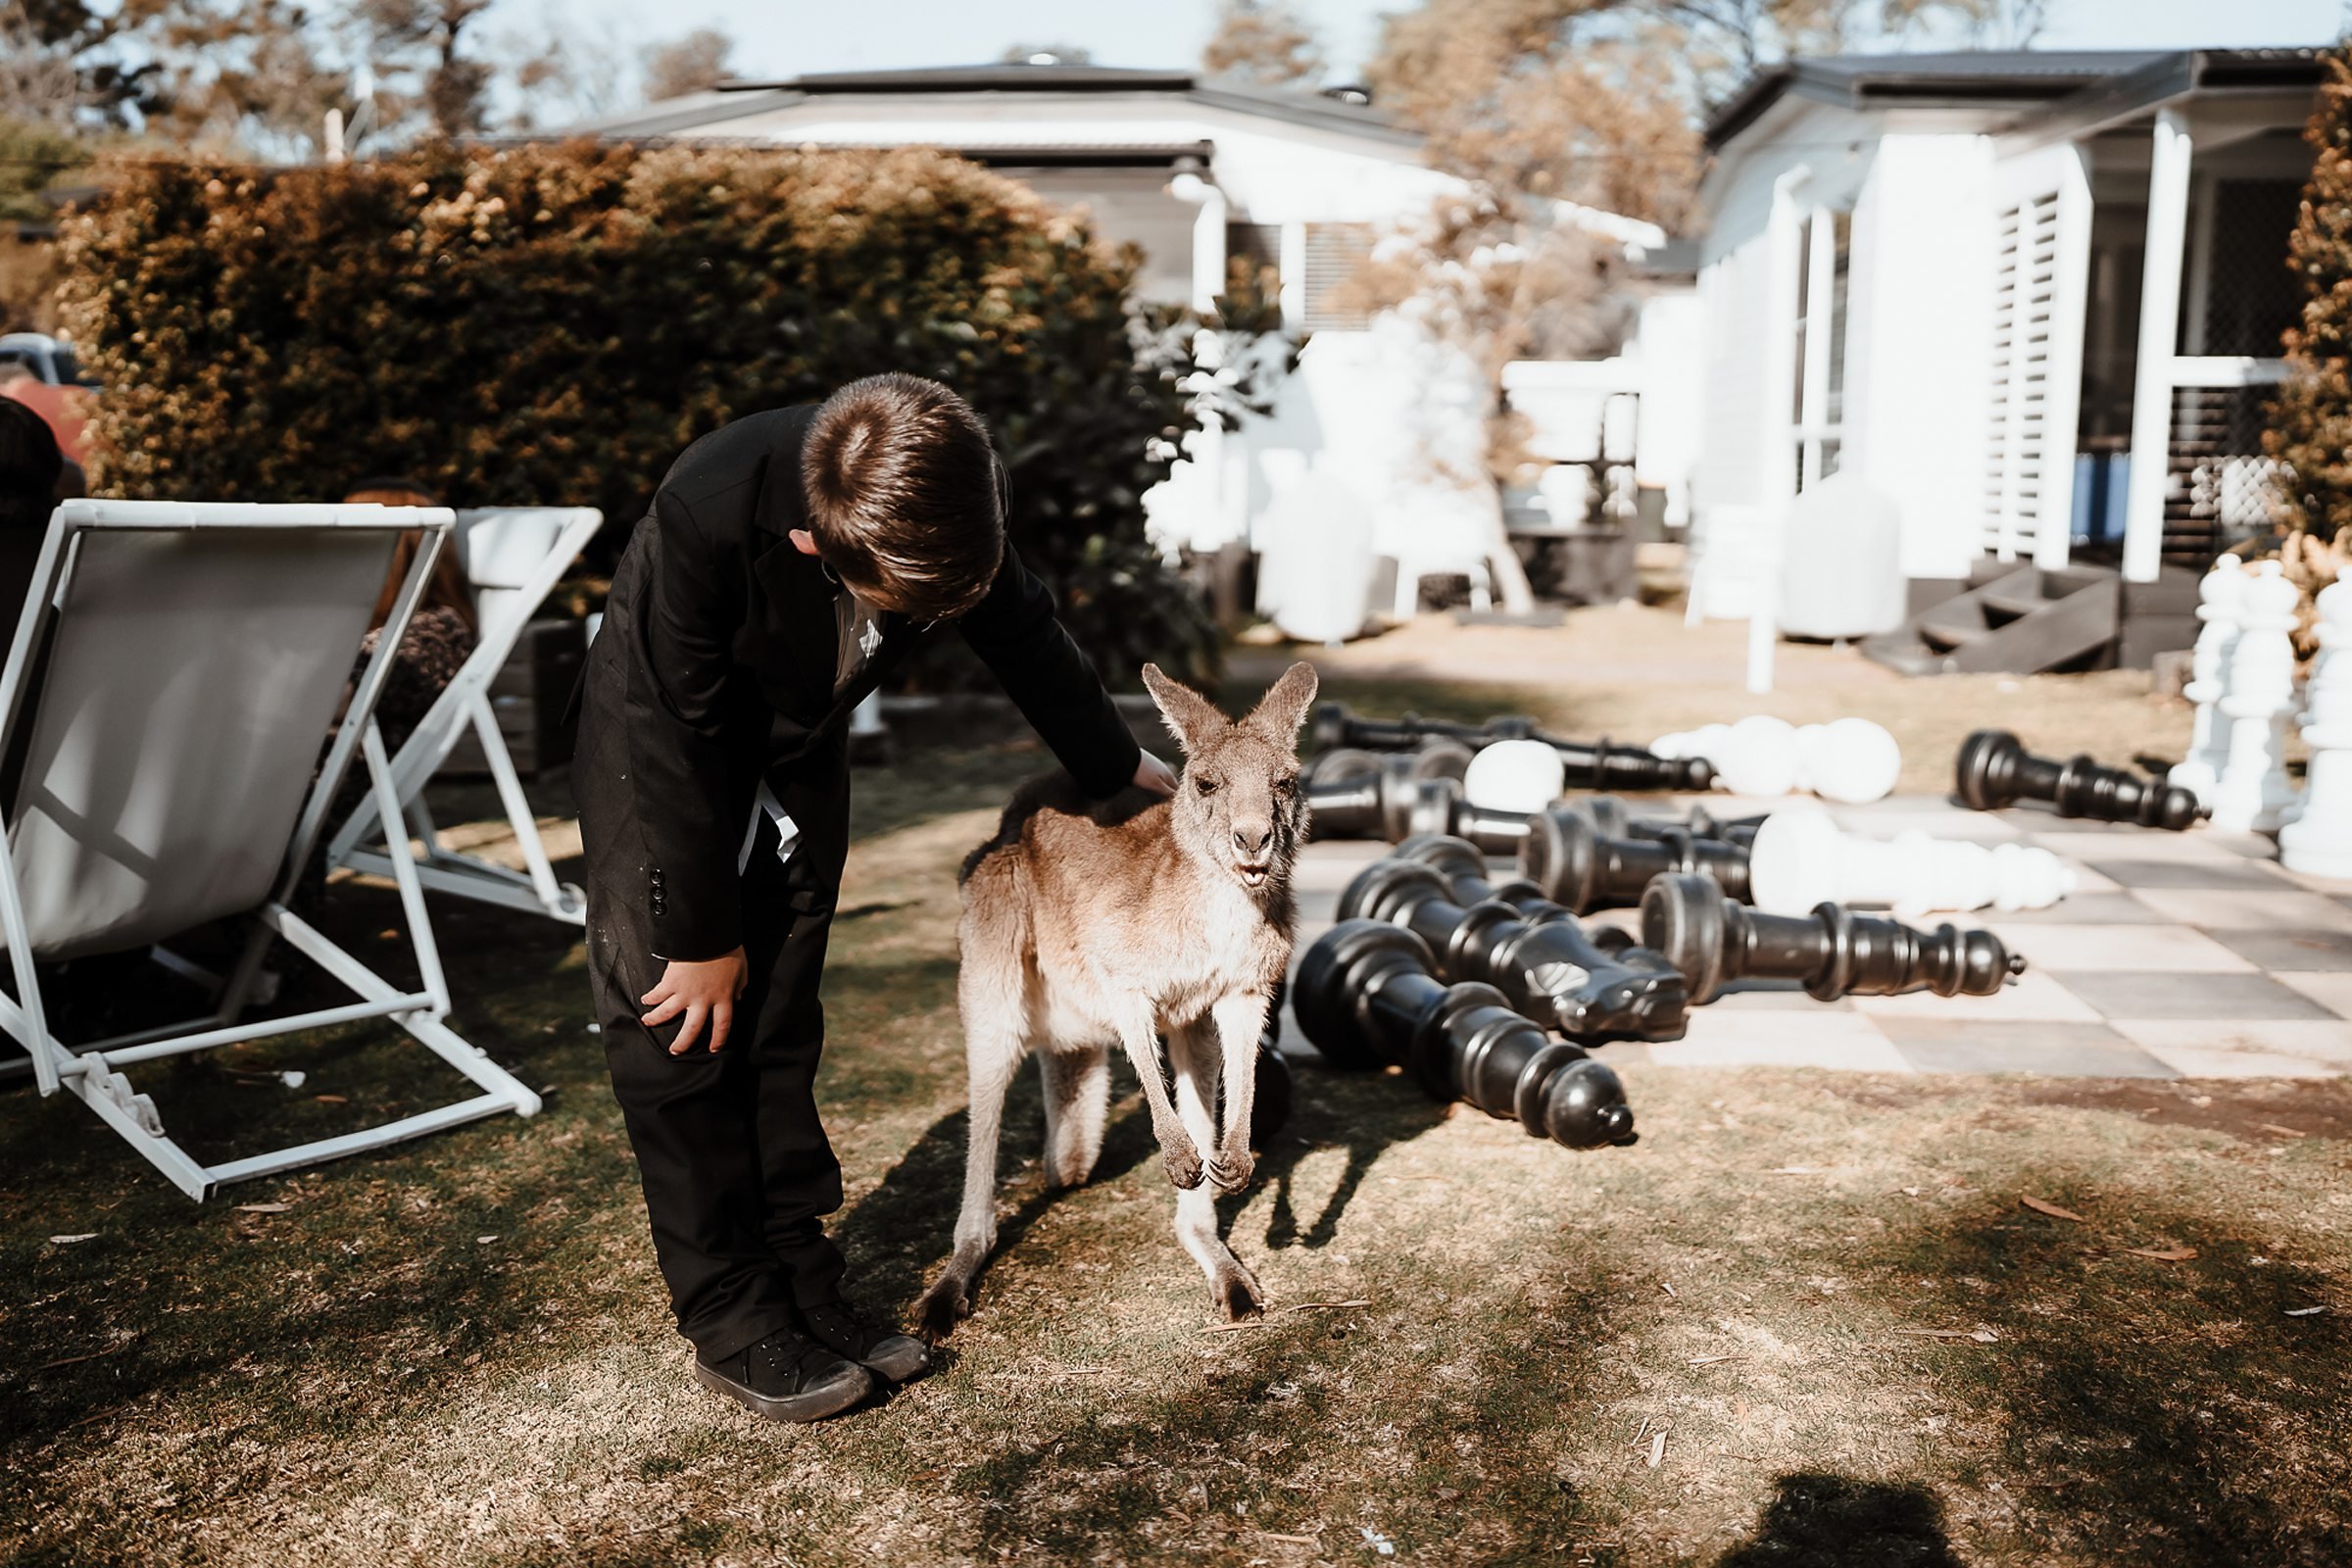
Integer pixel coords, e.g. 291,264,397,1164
1706,46,2328,150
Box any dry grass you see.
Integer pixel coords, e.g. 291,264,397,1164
4,723,2349,1567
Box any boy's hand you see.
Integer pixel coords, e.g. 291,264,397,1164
641,949,749,1055
1133,751,1179,798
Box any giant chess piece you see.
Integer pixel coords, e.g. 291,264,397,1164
1954,730,2206,831
1304,739,1474,789
1640,873,2027,1006
1293,919,1639,1150
2281,569,2352,876
2170,556,2246,807
1745,801,2076,918
1652,716,1902,804
1518,804,1753,911
1338,848,1689,1043
1312,703,1714,792
1306,759,1530,852
2211,560,2302,834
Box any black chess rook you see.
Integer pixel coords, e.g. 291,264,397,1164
1293,919,1639,1151
1305,760,1531,852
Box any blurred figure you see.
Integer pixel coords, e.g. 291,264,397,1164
344,477,477,756
0,359,90,475
0,396,65,641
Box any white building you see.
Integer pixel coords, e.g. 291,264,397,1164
1690,48,2328,668
570,60,1694,624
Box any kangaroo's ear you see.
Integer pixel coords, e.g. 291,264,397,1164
1142,662,1227,755
1243,662,1319,748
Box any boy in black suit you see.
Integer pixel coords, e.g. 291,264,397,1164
573,374,1175,1422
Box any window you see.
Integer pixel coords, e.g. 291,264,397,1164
1301,222,1373,331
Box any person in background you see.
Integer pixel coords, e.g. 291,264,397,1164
0,397,66,643
345,477,478,755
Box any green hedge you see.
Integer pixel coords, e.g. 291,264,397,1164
55,140,1219,688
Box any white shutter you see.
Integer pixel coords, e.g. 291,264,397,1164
1984,144,2091,566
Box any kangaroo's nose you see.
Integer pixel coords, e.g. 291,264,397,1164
1233,821,1272,858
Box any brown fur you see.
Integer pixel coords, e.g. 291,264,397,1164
918,662,1318,1336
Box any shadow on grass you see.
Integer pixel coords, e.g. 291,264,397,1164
1851,1177,2352,1566
1716,1474,1966,1567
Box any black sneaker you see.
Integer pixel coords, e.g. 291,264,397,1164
692,1331,871,1423
801,1297,933,1383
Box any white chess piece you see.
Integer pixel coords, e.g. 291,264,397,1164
1461,739,1566,813
1652,715,1900,803
1746,802,2078,919
1795,717,1903,804
2282,569,2352,875
2210,560,2301,834
2170,556,2245,806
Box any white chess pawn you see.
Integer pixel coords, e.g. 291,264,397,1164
2210,560,2302,833
1746,801,2078,919
2170,556,2246,806
1652,715,1899,803
2282,570,2352,875
1461,738,1566,813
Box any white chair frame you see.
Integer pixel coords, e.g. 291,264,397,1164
325,507,601,925
0,500,541,1200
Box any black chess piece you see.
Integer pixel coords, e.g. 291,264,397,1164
1518,804,1753,912
1310,702,1714,792
1640,871,2026,1005
1250,987,1294,1152
1306,764,1532,852
1566,795,1767,848
1292,919,1638,1151
1301,739,1474,789
1338,846,1688,1043
1954,728,2207,831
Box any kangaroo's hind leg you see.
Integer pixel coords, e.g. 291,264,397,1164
1169,1018,1265,1321
918,912,1031,1342
1039,1042,1110,1190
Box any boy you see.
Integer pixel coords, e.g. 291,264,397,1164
573,374,1176,1423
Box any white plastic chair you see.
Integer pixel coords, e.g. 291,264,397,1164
0,499,541,1200
325,507,600,925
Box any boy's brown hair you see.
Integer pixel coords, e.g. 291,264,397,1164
802,373,1004,621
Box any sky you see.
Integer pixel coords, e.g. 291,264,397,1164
514,0,2348,88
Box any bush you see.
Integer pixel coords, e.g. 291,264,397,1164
54,140,1224,689
2268,48,2352,542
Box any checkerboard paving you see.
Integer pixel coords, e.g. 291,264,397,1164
1279,794,2352,1081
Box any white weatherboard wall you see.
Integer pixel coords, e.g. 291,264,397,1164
1848,133,1996,582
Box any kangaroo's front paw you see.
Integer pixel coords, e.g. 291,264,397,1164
916,1272,974,1344
1161,1136,1205,1190
1206,1146,1255,1195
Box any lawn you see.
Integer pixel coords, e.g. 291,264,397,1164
3,688,2347,1567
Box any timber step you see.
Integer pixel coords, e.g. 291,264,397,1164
1863,564,2123,676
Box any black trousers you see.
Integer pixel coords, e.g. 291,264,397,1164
586,811,848,1360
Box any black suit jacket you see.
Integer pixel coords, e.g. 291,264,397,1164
572,405,1140,961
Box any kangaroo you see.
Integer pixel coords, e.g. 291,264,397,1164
919,661,1318,1336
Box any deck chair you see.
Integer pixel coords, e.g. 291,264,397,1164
0,499,541,1200
324,507,600,924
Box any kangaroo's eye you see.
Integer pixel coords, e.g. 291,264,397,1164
1273,776,1296,798
1195,776,1219,797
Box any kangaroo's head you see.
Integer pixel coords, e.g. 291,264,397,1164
1141,661,1319,896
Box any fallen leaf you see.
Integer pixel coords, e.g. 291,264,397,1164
1646,1431,1667,1468
314,1094,348,1104
1688,1354,1741,1366
1766,1166,1821,1175
235,1202,292,1215
1255,1533,1319,1546
47,1233,97,1246
2285,1306,2328,1317
2125,1247,2197,1262
475,1234,500,1244
1894,1329,1980,1339
1286,1300,1371,1312
2022,1196,2087,1223
2259,1123,2308,1140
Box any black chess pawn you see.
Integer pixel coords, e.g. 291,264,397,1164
1292,919,1638,1151
1311,702,1714,792
1640,871,2026,1005
1306,764,1531,852
1519,804,1753,912
1339,847,1688,1043
1955,729,2207,831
